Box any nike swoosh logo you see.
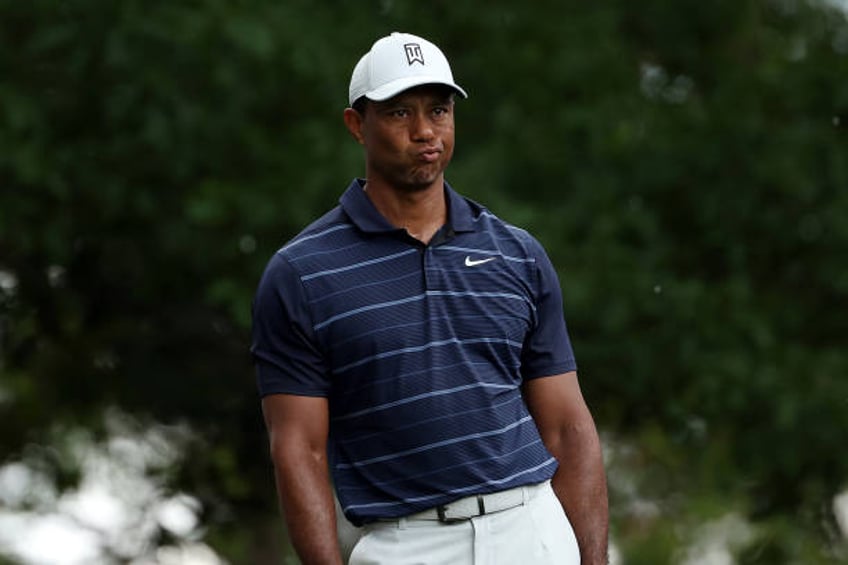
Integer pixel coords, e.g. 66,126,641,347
464,256,497,267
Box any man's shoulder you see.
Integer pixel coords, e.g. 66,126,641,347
464,200,545,256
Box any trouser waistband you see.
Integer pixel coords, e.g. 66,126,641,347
402,481,547,524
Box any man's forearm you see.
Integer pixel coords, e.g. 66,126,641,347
551,426,609,565
274,453,343,565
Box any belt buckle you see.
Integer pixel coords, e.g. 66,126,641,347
436,495,487,524
436,505,466,524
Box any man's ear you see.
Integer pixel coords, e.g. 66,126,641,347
343,108,365,145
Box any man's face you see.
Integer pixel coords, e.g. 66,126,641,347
356,85,456,193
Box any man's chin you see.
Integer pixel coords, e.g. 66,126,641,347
400,169,445,192
374,164,446,192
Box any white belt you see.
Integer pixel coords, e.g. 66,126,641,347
403,482,545,524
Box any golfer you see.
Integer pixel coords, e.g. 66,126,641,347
252,32,608,564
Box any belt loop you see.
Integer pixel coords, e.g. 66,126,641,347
477,494,486,515
397,517,408,530
522,485,530,505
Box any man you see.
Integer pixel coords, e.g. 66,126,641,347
252,32,608,564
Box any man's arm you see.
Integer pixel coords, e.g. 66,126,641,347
262,393,343,565
523,371,609,565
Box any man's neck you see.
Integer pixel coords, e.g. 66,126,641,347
363,179,447,244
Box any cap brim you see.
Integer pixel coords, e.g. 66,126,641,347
365,75,468,102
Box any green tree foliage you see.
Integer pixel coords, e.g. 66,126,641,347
1,0,846,562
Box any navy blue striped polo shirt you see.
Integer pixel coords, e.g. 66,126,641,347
252,179,577,526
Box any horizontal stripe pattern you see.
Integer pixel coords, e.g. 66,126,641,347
342,458,558,513
254,181,575,525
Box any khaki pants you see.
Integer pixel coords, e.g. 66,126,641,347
345,481,579,565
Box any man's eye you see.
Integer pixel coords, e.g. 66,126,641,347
390,109,409,117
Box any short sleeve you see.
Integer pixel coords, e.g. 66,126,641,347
251,252,331,397
520,238,578,379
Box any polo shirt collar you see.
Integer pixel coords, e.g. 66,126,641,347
339,178,476,234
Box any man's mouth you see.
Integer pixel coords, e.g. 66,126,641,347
417,148,441,163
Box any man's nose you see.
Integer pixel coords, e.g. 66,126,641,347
410,112,435,141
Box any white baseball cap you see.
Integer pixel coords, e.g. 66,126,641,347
348,32,468,106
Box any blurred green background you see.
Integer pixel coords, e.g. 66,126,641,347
1,0,847,563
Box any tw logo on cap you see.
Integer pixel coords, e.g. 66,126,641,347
404,43,424,66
